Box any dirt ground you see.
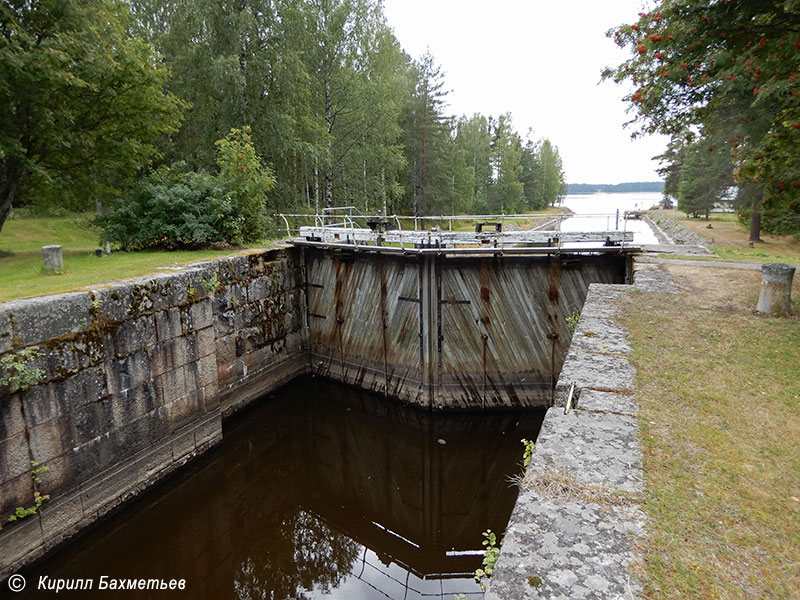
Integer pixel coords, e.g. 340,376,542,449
662,263,800,320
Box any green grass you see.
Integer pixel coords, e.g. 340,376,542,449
652,209,800,266
0,215,264,303
622,266,800,600
658,248,800,267
706,245,800,267
0,214,100,251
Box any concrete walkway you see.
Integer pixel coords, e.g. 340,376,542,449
641,243,713,256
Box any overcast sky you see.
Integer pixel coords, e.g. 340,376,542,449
383,0,667,185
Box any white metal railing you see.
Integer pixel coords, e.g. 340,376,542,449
273,210,639,255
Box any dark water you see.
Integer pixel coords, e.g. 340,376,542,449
13,377,545,599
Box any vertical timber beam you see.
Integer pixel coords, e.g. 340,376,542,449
420,254,438,408
435,257,443,408
625,253,634,285
479,258,492,409
547,255,562,406
379,256,390,397
334,257,346,383
300,247,312,366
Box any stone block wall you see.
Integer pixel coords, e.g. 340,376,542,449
0,247,306,579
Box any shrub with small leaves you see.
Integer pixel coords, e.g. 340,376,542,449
521,438,535,469
474,529,502,588
99,127,276,249
98,165,241,250
0,347,45,393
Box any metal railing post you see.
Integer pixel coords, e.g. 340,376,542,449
280,214,291,239
394,215,405,251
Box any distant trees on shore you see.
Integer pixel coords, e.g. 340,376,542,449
567,182,664,194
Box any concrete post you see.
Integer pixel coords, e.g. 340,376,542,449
755,263,795,316
41,245,64,271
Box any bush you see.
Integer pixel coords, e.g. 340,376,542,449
215,126,275,243
99,127,275,250
98,166,244,250
761,203,800,237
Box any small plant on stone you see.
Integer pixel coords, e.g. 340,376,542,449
521,438,535,469
30,460,49,485
199,273,220,294
0,347,45,393
474,529,501,589
3,461,50,530
565,307,580,333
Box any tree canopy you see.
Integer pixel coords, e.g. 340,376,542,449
603,0,800,237
1,0,568,237
0,0,185,232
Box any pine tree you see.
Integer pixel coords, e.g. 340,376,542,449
401,52,451,216
488,114,524,214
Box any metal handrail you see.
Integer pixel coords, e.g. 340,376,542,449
290,239,641,256
272,212,642,249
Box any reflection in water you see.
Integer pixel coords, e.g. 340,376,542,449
234,512,359,600
17,377,545,599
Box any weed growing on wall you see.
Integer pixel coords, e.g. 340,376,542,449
0,347,45,393
1,461,50,532
199,273,220,294
565,307,581,333
474,529,501,589
521,438,535,469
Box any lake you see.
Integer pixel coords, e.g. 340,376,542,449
560,192,664,244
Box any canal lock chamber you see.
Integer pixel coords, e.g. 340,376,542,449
2,246,632,597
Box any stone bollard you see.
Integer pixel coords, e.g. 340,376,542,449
41,245,64,272
755,263,796,316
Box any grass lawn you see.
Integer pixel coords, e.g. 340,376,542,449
0,215,267,303
654,210,800,266
623,263,800,599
